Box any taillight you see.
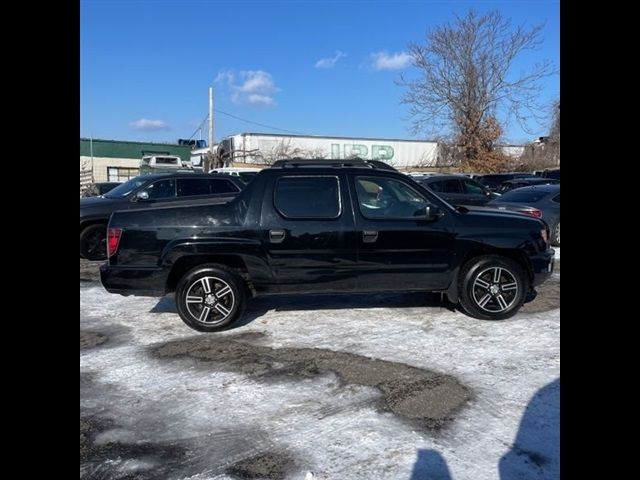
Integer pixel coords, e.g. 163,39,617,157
107,228,122,257
523,208,543,218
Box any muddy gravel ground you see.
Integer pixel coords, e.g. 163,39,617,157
80,254,559,479
152,333,471,429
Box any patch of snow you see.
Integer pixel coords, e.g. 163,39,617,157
81,271,559,479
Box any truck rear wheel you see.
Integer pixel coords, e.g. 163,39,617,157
175,265,246,332
458,255,528,320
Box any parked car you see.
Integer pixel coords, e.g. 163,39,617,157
497,177,560,194
475,173,533,192
209,167,262,185
539,168,560,181
417,174,499,206
488,184,560,246
81,182,121,198
80,173,244,261
100,159,554,332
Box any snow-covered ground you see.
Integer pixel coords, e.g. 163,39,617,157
81,252,559,480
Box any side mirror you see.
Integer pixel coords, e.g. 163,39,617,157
134,190,150,201
416,205,442,221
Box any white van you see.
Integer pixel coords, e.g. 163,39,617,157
140,155,194,175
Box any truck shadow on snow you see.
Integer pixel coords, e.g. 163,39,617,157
150,291,459,329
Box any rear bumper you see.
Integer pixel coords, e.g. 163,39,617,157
529,249,555,287
100,264,167,296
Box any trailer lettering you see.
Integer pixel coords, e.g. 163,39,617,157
330,144,395,160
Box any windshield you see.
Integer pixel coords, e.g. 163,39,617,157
498,189,552,203
104,177,148,198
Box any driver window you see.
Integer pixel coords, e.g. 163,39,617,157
355,176,432,219
463,179,486,195
142,179,176,200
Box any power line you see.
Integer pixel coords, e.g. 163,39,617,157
187,114,209,141
214,108,306,135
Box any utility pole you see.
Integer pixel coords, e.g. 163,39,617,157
208,87,214,170
90,136,95,182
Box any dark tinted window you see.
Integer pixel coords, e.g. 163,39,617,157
177,178,210,197
238,172,258,183
463,179,485,194
498,189,552,203
142,179,176,200
176,178,240,197
426,180,443,192
210,179,240,193
440,179,463,193
274,176,340,218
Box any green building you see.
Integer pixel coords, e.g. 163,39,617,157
80,138,192,183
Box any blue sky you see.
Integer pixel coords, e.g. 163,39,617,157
80,0,559,145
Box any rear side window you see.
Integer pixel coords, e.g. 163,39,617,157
210,179,240,194
426,181,443,192
177,178,240,197
177,178,210,197
440,179,463,193
274,176,341,219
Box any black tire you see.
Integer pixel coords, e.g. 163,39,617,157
175,264,247,332
80,224,107,261
551,221,560,247
458,255,529,321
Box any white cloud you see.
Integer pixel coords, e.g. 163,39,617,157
129,118,170,131
370,51,413,71
246,94,275,106
215,69,279,107
214,70,235,85
314,51,346,69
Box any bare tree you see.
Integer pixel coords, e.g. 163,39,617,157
398,10,555,168
260,139,327,164
516,100,560,170
547,100,560,165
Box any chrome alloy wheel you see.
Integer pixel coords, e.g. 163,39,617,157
472,267,519,313
184,276,235,325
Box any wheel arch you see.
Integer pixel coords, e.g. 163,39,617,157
166,254,252,294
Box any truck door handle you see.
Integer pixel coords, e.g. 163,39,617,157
362,230,378,243
269,229,286,243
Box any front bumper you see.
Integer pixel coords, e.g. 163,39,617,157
100,264,167,296
529,248,555,287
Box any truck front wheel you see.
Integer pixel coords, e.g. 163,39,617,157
458,255,528,320
175,265,247,332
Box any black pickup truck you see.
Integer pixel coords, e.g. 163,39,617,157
101,160,555,332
